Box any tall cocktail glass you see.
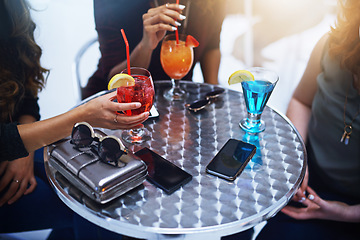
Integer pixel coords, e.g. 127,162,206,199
240,67,278,133
117,67,155,143
160,34,194,101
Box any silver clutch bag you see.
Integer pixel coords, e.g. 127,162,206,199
49,139,147,204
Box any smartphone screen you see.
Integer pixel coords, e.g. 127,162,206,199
135,148,192,194
206,139,256,181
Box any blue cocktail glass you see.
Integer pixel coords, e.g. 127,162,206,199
240,67,279,133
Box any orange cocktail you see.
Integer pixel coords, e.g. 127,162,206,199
160,34,195,101
160,39,193,80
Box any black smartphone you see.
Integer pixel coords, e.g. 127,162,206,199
206,139,256,181
135,148,192,194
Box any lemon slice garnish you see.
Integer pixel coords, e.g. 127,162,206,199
228,70,255,85
107,73,135,90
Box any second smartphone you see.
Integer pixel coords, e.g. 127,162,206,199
206,139,256,181
135,148,192,194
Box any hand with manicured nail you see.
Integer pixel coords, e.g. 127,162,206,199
281,186,360,222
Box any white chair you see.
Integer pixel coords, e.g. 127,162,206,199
72,37,100,103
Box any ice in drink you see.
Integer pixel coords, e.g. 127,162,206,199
160,40,193,80
117,75,154,116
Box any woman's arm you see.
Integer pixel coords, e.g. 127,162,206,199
0,114,38,206
286,33,329,140
200,48,220,85
18,91,148,153
286,33,328,202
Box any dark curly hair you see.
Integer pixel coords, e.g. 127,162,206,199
0,0,48,122
329,0,360,74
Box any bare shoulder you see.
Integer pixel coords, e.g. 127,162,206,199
312,33,330,62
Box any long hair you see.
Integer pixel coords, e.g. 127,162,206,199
328,0,360,74
0,0,48,122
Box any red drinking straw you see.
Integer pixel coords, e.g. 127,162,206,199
120,29,131,75
175,0,179,44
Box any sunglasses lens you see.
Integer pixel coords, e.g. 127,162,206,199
71,125,93,147
188,99,210,112
205,88,225,99
98,138,123,164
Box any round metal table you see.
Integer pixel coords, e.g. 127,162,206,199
45,81,306,239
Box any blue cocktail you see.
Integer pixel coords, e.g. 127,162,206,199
240,68,278,133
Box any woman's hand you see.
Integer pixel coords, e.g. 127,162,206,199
282,186,360,222
292,166,309,202
141,3,185,50
80,91,150,130
0,155,37,206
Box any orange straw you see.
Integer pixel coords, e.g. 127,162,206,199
120,29,130,75
175,0,179,44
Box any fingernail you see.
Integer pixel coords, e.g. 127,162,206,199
303,191,306,195
144,112,150,117
308,194,315,200
178,4,185,10
171,26,177,31
298,197,306,203
175,21,181,26
179,14,186,20
134,102,141,108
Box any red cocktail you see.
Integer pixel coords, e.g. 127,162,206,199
117,67,154,143
117,75,154,116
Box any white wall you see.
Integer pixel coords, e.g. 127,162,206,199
30,0,96,120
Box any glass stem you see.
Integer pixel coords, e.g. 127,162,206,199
172,79,180,91
164,78,186,100
130,128,143,136
247,112,262,126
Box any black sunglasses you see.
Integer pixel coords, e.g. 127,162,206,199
185,89,225,112
71,122,127,167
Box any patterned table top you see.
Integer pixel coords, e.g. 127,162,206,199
45,81,306,239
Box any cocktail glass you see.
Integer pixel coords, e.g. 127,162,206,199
239,67,278,133
117,67,155,143
160,34,194,101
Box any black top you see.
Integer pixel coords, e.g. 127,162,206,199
0,123,28,161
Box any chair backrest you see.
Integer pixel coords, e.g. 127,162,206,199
72,37,100,103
